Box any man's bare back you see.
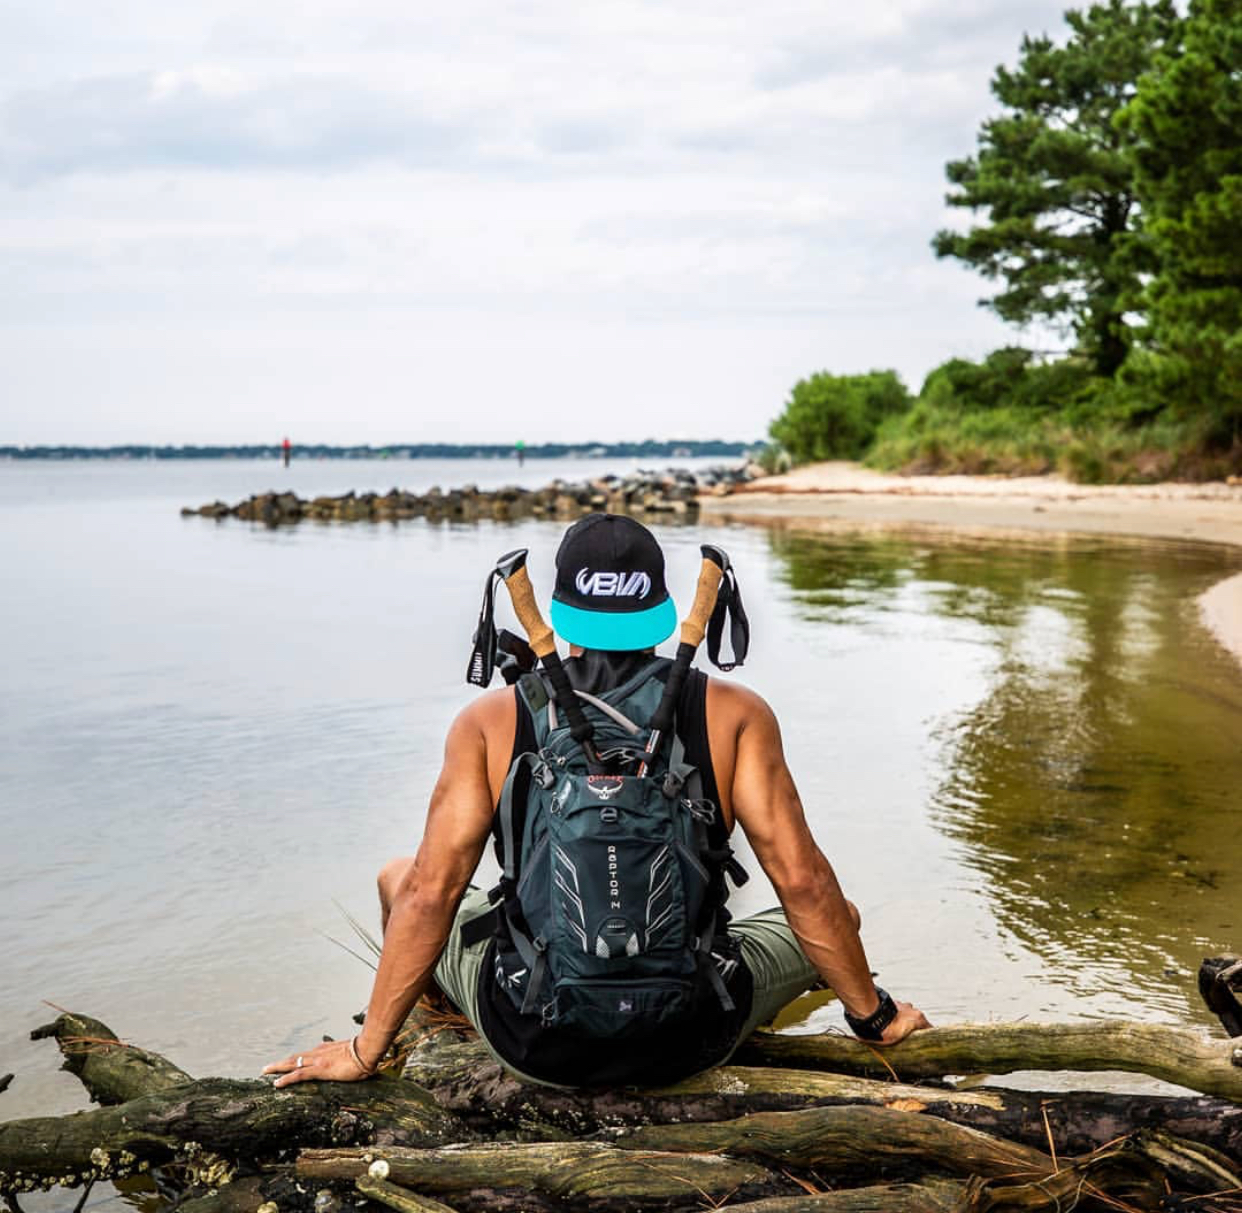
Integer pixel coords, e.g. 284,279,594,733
267,665,929,1087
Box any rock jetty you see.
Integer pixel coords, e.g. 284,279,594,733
181,465,759,526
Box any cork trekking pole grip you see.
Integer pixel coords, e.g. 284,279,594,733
495,548,597,758
498,554,556,659
680,545,727,649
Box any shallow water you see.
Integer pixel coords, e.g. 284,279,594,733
2,460,1241,1195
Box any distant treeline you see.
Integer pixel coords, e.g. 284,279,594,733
1,440,757,461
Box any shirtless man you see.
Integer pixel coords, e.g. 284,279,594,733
267,515,929,1087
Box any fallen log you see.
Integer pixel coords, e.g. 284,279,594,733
297,1141,784,1211
31,1011,191,1105
615,1104,1051,1181
299,1126,1241,1213
403,1039,1242,1162
0,1077,466,1195
8,1008,1242,1211
736,1021,1242,1102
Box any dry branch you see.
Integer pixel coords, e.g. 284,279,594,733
30,1012,191,1106
355,1176,463,1213
298,1141,783,1211
616,1104,1051,1181
736,1021,1242,1102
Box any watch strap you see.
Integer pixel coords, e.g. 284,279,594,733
844,987,898,1041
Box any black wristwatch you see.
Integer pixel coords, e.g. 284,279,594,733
844,987,899,1041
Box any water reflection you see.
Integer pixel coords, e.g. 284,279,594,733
766,523,1242,1021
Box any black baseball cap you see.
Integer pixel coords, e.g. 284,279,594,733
549,513,677,650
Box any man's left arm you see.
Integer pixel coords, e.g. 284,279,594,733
264,701,495,1086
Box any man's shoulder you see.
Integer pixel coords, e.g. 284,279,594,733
702,674,777,730
452,685,517,740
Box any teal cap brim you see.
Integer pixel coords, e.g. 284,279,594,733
550,596,677,651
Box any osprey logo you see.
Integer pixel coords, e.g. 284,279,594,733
587,775,625,801
575,569,652,599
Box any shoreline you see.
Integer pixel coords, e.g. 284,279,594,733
701,461,1242,670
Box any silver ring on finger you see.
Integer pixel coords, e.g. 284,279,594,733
296,1055,304,1068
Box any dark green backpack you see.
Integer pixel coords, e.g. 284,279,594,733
475,658,748,1038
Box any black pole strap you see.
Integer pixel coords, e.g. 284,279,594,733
466,568,502,687
706,566,749,671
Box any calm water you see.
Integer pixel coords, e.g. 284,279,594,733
3,460,1241,1143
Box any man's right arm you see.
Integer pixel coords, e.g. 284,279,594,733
723,682,930,1045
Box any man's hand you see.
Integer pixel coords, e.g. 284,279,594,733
876,1000,931,1046
262,1038,374,1088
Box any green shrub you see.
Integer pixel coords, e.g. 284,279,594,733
769,370,912,463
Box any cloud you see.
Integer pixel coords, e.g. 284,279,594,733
0,69,477,180
0,0,1070,442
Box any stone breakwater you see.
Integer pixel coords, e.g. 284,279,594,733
180,464,760,526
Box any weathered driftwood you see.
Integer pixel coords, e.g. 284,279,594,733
298,1141,783,1211
357,1175,462,1213
720,1182,966,1213
721,1130,1242,1212
737,1021,1242,1102
7,1008,1242,1212
1,1012,467,1196
402,1039,1242,1162
298,1125,1242,1213
31,1012,192,1105
616,1104,1051,1180
0,1076,464,1193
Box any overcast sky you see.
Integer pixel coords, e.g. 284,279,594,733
1,0,1073,445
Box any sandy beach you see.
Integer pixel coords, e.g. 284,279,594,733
705,461,1242,669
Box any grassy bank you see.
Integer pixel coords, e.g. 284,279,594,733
865,403,1242,484
765,356,1242,485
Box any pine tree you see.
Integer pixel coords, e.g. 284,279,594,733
934,0,1181,379
1122,0,1242,435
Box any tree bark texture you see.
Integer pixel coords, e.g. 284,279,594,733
0,1077,465,1195
298,1141,784,1211
736,1021,1242,1102
402,1040,1242,1162
356,1176,463,1213
616,1104,1051,1180
30,1012,192,1106
7,1008,1242,1212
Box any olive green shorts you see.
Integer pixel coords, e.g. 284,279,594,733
435,887,819,1087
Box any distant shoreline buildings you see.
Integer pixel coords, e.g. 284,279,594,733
0,441,758,462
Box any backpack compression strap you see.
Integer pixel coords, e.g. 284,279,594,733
458,748,556,1015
